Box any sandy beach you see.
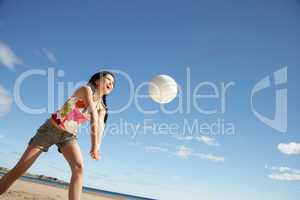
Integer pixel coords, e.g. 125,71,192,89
0,177,123,200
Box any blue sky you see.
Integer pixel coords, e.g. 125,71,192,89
0,0,300,199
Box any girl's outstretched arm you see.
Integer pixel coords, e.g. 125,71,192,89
97,108,106,150
81,86,99,160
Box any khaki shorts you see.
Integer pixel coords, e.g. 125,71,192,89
28,118,78,153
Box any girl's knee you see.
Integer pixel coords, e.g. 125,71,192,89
71,163,84,175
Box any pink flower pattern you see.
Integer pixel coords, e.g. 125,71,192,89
51,96,94,134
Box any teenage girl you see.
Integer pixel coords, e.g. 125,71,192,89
0,71,115,200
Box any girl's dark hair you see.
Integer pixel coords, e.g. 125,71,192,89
87,71,115,124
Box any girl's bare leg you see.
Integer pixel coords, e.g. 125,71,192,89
60,141,84,200
0,144,43,194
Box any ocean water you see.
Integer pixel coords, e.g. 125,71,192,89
0,172,157,200
83,185,156,200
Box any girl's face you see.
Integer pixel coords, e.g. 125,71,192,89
97,74,115,95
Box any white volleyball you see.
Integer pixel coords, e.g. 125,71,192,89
148,75,178,104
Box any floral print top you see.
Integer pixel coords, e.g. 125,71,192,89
51,85,103,134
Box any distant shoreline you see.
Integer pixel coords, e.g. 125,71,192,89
0,167,157,200
0,174,122,200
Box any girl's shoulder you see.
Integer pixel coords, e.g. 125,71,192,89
69,85,92,103
75,85,93,97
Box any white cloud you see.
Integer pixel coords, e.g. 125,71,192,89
41,48,57,63
144,144,225,163
265,165,300,174
175,145,193,159
174,135,194,141
269,173,300,181
174,135,220,146
196,136,220,146
0,85,13,116
174,145,224,162
266,165,300,181
194,153,224,162
145,146,169,153
0,41,23,69
278,142,300,155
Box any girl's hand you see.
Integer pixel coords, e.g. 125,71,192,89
90,148,101,160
